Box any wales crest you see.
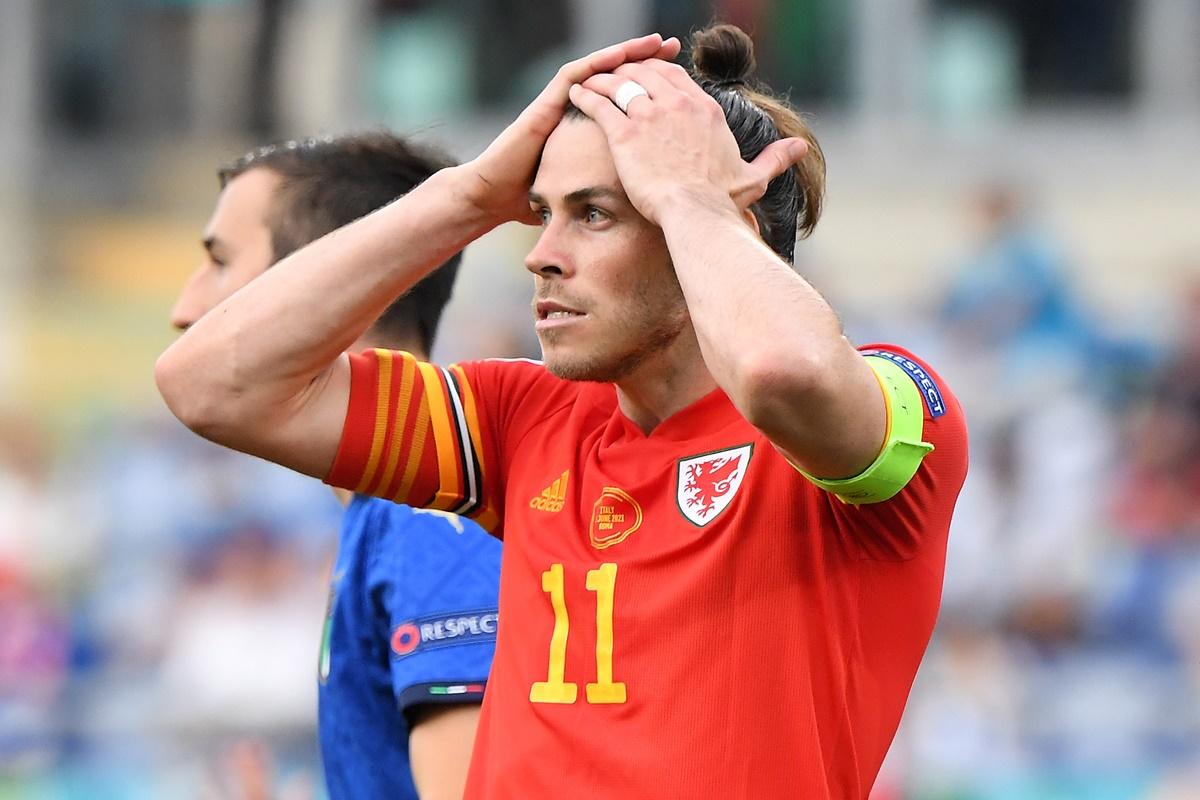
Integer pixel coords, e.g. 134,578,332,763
676,444,753,527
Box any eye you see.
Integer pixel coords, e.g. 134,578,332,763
584,206,609,225
532,206,550,225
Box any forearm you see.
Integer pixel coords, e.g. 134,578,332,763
156,165,497,463
660,190,845,399
659,188,883,477
409,704,481,800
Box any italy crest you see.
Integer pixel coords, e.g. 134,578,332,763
676,444,753,527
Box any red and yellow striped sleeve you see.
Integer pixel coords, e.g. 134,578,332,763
324,349,500,533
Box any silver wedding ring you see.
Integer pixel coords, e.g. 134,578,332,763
614,80,649,114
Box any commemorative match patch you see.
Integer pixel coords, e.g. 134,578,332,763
390,608,499,659
589,487,643,549
676,444,753,527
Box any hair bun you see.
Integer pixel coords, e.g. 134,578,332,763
690,24,757,86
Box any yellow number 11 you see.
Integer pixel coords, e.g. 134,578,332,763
530,562,627,705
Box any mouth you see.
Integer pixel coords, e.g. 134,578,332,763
535,300,587,331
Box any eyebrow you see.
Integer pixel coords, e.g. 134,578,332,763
528,186,629,207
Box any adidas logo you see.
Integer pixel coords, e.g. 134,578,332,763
529,470,569,513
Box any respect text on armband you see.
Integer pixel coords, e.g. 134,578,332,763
390,608,499,658
862,349,947,418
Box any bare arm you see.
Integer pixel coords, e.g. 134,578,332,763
408,704,482,800
656,191,884,478
571,61,885,479
156,34,681,478
155,168,494,477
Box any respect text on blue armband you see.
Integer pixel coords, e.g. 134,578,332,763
862,349,947,418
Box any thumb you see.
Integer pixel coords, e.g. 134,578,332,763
734,138,808,207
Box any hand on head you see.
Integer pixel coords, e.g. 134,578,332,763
460,33,681,225
569,60,809,226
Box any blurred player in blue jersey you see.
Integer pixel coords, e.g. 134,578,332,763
169,132,502,799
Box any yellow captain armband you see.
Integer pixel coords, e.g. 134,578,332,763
797,354,935,505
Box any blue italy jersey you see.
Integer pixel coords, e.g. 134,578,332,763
318,495,501,800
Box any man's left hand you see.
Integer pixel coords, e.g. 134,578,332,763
569,60,808,225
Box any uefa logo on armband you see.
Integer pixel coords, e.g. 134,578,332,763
390,610,499,658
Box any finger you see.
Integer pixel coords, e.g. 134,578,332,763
658,37,682,59
560,34,667,89
522,35,680,133
581,72,647,101
557,35,681,96
518,34,664,135
628,58,701,97
568,83,634,136
486,35,672,194
580,73,656,116
734,138,808,205
611,62,682,102
524,33,655,117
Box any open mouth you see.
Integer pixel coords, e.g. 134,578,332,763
535,300,587,327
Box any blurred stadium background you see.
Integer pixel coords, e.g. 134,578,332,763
1,0,1198,797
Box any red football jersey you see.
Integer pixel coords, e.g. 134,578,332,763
326,345,968,799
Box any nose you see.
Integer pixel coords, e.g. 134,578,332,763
524,221,571,279
169,268,210,331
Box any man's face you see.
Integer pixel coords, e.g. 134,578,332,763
170,168,281,330
525,118,688,382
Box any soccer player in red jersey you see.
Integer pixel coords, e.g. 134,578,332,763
158,25,968,799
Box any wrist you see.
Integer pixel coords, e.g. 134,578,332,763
441,163,516,229
444,160,541,229
654,184,742,229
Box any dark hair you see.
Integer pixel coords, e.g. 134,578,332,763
219,132,462,354
565,24,825,264
689,24,825,263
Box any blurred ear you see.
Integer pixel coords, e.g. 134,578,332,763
741,207,761,237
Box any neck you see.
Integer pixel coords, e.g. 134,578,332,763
614,327,717,434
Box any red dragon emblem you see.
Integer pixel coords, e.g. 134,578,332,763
677,445,753,526
686,456,742,515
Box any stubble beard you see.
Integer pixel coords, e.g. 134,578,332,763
538,254,689,383
542,315,686,383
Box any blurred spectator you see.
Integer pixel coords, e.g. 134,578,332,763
895,624,1026,795
940,184,1096,382
156,522,325,734
935,184,1115,629
0,564,70,776
1114,277,1200,543
8,414,341,796
1094,276,1200,673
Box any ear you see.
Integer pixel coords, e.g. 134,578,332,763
741,207,761,237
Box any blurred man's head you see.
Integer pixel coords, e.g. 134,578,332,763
172,132,462,357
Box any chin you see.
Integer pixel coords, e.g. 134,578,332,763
542,347,629,384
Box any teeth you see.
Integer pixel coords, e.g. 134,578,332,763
547,311,580,319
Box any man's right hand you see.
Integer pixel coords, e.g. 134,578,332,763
158,34,678,483
454,33,680,225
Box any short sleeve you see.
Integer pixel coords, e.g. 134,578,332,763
825,344,970,560
368,504,503,719
324,351,554,536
